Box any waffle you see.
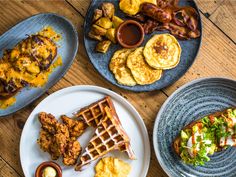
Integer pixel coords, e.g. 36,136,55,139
75,96,116,127
75,106,136,171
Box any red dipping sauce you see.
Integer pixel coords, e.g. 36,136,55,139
117,20,144,48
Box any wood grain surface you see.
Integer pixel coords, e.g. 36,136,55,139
0,0,235,177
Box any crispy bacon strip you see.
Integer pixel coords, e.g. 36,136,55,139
139,1,200,40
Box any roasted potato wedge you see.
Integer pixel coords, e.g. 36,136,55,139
96,40,111,53
88,31,103,41
101,2,115,19
95,17,113,29
93,9,103,22
91,24,107,36
106,28,116,43
112,16,124,28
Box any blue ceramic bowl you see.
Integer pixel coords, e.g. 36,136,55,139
0,13,78,117
84,0,202,92
153,77,236,177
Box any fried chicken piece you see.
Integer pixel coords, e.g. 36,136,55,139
38,112,83,164
63,140,82,166
61,115,86,140
38,112,58,134
50,123,70,160
37,129,53,152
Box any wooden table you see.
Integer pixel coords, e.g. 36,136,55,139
0,0,235,176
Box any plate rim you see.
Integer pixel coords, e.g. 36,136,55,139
153,77,236,177
0,13,79,117
20,85,151,177
83,0,203,92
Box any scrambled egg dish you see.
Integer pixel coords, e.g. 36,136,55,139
95,157,131,177
0,27,62,109
119,0,157,15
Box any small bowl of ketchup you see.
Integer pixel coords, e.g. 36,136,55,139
116,20,144,48
35,161,62,177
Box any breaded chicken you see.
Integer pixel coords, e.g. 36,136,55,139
37,112,83,165
61,115,86,140
63,140,82,166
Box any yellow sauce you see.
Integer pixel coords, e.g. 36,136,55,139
30,56,63,87
38,26,62,42
0,97,16,109
0,26,62,109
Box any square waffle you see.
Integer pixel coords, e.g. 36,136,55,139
75,96,116,127
75,106,136,171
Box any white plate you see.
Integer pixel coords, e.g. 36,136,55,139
20,85,150,177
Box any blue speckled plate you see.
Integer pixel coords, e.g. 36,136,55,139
153,77,236,177
0,13,78,117
84,0,202,92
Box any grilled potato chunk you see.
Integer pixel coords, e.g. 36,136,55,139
112,16,124,28
88,31,103,41
101,2,115,19
96,40,111,53
93,9,103,22
105,28,116,43
91,24,107,36
95,17,113,29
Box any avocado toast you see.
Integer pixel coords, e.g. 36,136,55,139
173,108,236,166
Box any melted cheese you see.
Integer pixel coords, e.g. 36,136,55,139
0,97,16,109
38,26,62,42
0,26,62,109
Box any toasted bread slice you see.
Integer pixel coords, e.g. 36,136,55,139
173,107,236,165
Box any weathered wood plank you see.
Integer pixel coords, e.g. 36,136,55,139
210,0,236,42
0,156,21,177
66,0,89,17
195,0,225,15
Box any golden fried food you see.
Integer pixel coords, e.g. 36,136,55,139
119,0,157,15
143,34,181,69
0,35,57,99
96,40,111,53
50,127,69,160
93,9,103,22
109,49,136,86
90,24,107,36
112,16,124,28
105,28,116,43
127,47,162,85
88,31,103,41
38,129,53,152
95,17,113,29
63,140,82,166
101,2,115,19
61,115,86,140
95,157,131,177
38,112,58,134
0,27,62,109
37,112,84,165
